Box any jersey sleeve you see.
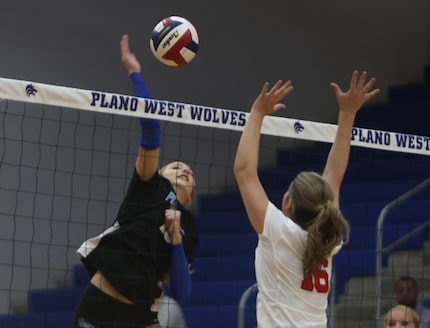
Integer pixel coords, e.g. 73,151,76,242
261,201,284,242
261,201,307,248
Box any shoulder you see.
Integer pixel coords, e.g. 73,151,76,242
124,170,173,207
130,169,173,192
264,202,300,229
262,202,305,238
132,168,162,183
330,243,343,256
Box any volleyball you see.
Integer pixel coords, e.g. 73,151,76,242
150,16,199,67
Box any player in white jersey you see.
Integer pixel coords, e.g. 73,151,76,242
234,71,380,327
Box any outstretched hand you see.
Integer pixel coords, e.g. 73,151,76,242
120,34,141,74
250,80,294,117
330,71,380,115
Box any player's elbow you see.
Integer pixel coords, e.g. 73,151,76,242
234,160,251,180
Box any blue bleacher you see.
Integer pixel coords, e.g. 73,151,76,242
192,256,256,282
29,287,84,312
196,233,258,257
345,223,424,250
183,305,256,328
341,198,430,226
195,211,253,235
0,312,74,328
186,280,257,307
333,249,378,295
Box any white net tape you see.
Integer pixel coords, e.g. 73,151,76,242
0,77,429,156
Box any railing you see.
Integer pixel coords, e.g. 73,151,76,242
237,276,336,328
375,177,430,319
237,274,337,328
237,283,257,328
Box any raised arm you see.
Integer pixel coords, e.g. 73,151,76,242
234,81,294,234
120,34,160,181
323,71,380,208
164,208,191,303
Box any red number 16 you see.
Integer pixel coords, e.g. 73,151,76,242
301,259,329,293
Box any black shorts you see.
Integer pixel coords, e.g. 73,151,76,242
72,283,159,328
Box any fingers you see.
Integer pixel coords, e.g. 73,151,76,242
349,70,359,90
260,82,270,97
348,70,368,90
357,71,367,89
268,80,285,94
120,34,130,56
252,81,291,116
348,70,370,92
273,103,287,111
358,74,380,100
330,82,341,95
366,87,381,99
269,80,292,93
165,209,181,223
353,71,378,93
363,77,376,92
120,34,127,49
343,71,379,97
263,80,293,100
165,209,181,235
278,80,294,97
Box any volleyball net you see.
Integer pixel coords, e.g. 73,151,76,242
0,77,429,327
1,77,429,155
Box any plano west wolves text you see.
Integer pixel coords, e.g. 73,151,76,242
352,127,430,151
90,91,246,127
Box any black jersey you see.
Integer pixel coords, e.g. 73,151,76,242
80,169,198,305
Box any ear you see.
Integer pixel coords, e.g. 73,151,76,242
284,197,294,217
287,198,294,210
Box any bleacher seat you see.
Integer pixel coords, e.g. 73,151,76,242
192,255,255,282
195,211,253,235
0,312,74,328
345,223,424,250
341,198,430,226
196,233,258,257
72,263,90,287
29,287,84,313
183,304,256,328
333,249,378,295
186,280,257,307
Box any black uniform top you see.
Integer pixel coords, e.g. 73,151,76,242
81,169,199,305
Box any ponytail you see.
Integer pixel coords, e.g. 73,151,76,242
287,172,350,278
303,201,349,277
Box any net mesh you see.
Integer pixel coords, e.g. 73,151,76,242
0,81,429,328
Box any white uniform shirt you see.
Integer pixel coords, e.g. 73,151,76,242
255,201,341,328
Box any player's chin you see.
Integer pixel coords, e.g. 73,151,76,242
174,182,194,193
178,181,193,189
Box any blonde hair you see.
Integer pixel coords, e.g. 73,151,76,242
288,171,349,277
384,305,420,328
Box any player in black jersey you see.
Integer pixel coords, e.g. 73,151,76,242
72,34,198,328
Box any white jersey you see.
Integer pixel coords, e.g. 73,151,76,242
255,201,341,328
